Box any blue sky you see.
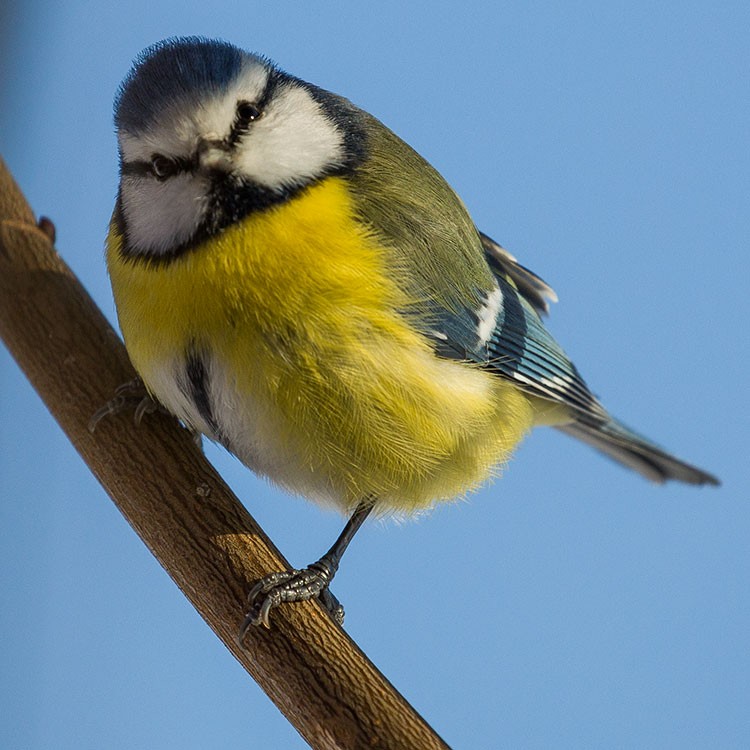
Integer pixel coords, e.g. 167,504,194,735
1,2,748,748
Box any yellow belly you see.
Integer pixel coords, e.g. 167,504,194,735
107,177,535,513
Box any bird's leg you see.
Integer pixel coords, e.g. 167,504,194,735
241,501,374,635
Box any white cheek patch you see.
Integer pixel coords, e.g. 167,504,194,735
120,172,209,254
235,84,344,190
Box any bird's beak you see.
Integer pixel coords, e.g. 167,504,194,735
197,135,233,174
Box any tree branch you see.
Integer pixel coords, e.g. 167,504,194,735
0,155,451,750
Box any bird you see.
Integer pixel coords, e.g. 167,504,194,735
106,37,719,631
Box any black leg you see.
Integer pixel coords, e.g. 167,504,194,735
240,501,374,635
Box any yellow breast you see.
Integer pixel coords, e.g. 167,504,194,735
107,177,535,513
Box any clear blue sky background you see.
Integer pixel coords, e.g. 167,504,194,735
1,2,748,748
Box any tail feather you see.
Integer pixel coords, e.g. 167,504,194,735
557,418,720,486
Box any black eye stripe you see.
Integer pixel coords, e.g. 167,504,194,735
120,155,195,179
120,161,153,177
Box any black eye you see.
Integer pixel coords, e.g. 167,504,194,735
235,101,262,127
150,154,177,180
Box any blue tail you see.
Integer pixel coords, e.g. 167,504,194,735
557,417,720,486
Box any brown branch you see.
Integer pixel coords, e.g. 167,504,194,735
0,155,451,750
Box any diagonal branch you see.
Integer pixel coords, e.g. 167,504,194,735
0,155,451,750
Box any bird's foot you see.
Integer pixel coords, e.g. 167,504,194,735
89,378,202,447
89,377,161,431
240,558,344,636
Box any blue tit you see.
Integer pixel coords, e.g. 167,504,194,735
107,37,719,629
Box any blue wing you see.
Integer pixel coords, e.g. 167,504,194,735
426,232,719,486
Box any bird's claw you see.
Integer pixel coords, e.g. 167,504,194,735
89,378,203,445
239,561,343,639
89,377,158,432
